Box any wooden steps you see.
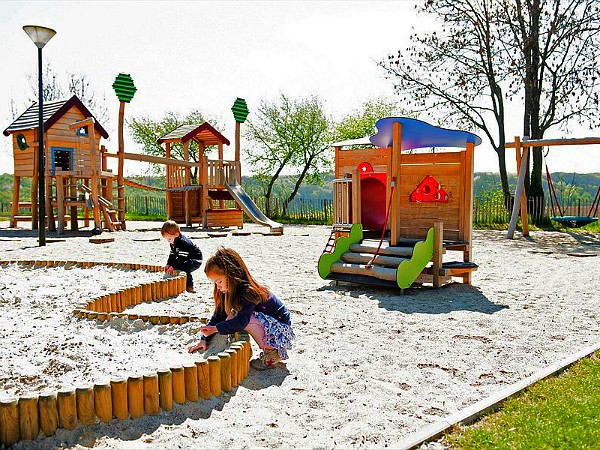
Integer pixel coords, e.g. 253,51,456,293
330,261,397,282
349,243,415,258
340,252,408,267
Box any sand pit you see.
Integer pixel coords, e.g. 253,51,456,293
0,221,599,449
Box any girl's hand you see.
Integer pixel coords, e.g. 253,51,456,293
188,340,207,353
200,325,217,337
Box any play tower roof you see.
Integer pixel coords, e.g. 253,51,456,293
157,122,230,146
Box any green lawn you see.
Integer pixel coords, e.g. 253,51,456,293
446,352,600,449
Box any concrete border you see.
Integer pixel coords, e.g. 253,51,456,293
398,341,600,450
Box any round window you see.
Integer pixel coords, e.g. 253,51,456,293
17,133,29,151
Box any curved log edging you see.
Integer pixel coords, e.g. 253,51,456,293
0,260,248,447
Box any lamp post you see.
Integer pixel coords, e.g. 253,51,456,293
23,25,56,246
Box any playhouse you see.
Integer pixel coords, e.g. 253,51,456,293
318,117,481,290
4,81,282,235
3,95,119,233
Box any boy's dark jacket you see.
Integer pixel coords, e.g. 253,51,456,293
166,234,203,266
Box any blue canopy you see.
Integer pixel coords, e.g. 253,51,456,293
370,117,482,150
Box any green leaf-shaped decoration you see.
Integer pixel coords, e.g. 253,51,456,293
231,97,249,123
112,73,137,103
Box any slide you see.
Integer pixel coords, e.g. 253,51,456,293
225,183,284,234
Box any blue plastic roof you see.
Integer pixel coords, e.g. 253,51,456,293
370,117,482,150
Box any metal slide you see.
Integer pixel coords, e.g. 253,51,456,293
225,183,284,234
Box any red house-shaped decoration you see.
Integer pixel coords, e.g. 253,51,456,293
410,175,449,203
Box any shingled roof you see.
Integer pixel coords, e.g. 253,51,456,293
157,122,230,146
3,95,109,138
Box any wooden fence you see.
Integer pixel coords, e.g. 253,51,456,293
0,195,596,225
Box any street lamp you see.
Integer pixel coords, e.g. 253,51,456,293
23,25,56,247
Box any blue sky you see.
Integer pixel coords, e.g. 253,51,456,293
2,1,599,176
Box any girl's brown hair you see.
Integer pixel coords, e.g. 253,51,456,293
204,247,269,314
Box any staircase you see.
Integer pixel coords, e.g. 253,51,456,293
328,239,416,287
78,184,121,231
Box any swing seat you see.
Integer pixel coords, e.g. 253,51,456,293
551,216,598,228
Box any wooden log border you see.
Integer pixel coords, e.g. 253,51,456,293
0,260,252,447
0,260,207,325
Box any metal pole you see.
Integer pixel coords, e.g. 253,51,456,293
37,46,46,246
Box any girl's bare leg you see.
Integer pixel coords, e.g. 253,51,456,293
244,315,275,350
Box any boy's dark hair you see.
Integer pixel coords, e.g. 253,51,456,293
161,220,180,235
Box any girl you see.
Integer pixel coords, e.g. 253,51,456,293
188,247,294,370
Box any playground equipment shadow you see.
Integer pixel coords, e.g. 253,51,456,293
319,282,507,315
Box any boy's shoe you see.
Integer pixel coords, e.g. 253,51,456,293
186,286,196,293
250,349,282,370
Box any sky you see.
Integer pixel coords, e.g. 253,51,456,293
1,0,599,178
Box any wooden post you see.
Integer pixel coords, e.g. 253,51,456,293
0,398,20,446
218,352,232,393
127,375,144,418
196,359,211,400
171,366,186,404
76,386,95,426
143,372,159,416
18,396,39,440
157,369,173,411
433,221,443,289
225,348,239,388
165,142,171,218
110,379,128,420
69,178,78,230
390,122,402,245
184,141,191,227
117,101,126,229
352,167,361,225
207,356,221,397
94,383,112,423
231,343,245,383
516,140,529,237
184,363,199,402
38,392,58,437
56,388,77,430
507,136,529,239
10,175,20,228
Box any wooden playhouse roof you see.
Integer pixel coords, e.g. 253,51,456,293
157,122,230,146
3,95,109,138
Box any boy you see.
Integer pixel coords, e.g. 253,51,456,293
161,220,203,293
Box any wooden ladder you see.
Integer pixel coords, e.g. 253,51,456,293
323,225,351,254
77,184,121,231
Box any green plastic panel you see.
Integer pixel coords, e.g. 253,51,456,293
396,227,435,289
112,73,137,103
318,224,363,279
231,97,249,123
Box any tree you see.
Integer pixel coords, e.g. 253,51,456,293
381,0,512,196
500,0,600,204
128,110,223,180
333,97,408,141
24,62,110,125
245,94,332,216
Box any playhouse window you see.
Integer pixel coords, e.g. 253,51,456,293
52,148,73,173
77,126,89,136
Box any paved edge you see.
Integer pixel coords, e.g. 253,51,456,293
398,341,600,450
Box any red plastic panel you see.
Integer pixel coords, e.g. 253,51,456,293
410,175,449,203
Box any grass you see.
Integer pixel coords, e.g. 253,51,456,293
445,352,600,449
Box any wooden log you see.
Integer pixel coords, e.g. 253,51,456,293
171,366,186,404
160,316,170,325
98,312,108,322
38,392,58,437
127,375,144,418
229,343,243,383
94,383,112,423
184,363,199,402
225,348,239,388
143,373,159,416
56,388,77,430
207,356,221,397
110,379,128,420
76,386,95,426
196,359,211,400
110,293,118,312
169,316,180,324
157,369,173,411
0,398,20,446
218,352,232,393
180,316,189,324
128,314,139,321
140,315,149,322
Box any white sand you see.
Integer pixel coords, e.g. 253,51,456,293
0,221,599,449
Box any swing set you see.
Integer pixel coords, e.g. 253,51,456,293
506,136,600,239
